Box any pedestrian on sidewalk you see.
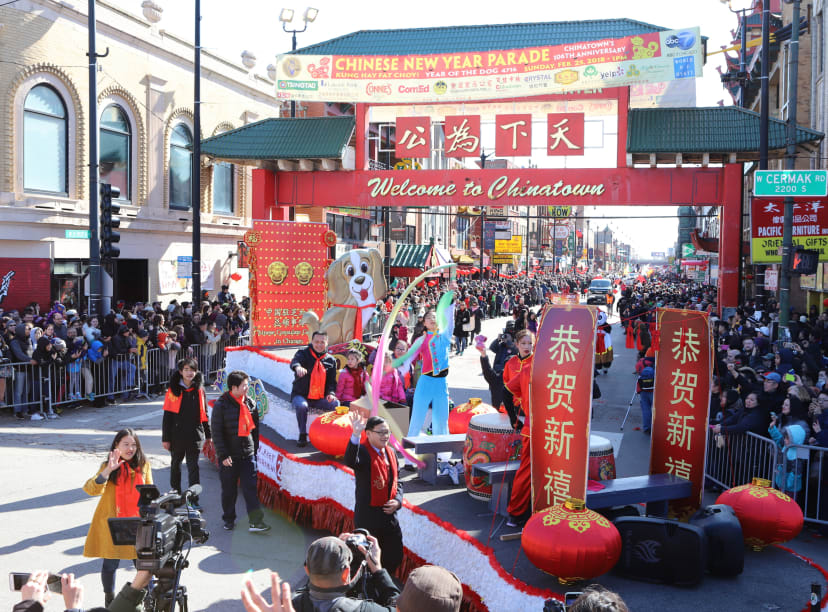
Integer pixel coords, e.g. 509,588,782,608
211,370,270,533
82,428,152,607
162,357,211,510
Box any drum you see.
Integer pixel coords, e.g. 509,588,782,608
463,412,522,501
588,434,616,481
448,397,498,434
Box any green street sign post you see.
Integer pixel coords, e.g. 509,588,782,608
754,170,828,197
65,229,90,239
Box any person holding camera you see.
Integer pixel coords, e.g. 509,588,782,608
346,414,404,575
14,568,153,612
162,357,211,511
212,370,270,533
82,428,152,607
290,534,400,611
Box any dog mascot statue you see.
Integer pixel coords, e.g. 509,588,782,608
301,248,387,345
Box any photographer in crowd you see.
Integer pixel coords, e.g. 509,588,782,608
14,568,152,612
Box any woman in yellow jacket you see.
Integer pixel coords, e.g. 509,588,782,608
83,427,152,606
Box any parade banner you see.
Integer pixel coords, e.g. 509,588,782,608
530,305,596,512
650,308,711,519
274,27,702,104
245,221,331,346
751,196,828,263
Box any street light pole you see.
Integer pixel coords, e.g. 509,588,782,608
192,0,202,307
280,7,318,118
778,0,802,341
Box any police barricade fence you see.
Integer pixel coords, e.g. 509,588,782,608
1,360,44,416
705,431,828,526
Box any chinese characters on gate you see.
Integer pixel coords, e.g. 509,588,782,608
396,113,584,158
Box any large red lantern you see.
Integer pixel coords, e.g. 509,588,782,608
448,397,497,434
716,477,804,550
309,406,364,456
823,297,828,308
522,498,622,584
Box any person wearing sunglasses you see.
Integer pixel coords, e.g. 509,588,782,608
346,413,404,575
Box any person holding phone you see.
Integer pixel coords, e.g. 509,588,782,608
82,428,152,607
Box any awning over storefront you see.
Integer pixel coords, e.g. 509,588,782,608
456,255,475,265
390,244,432,277
433,247,452,267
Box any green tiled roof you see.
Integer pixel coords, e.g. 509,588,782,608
391,244,431,268
627,107,823,153
291,19,669,56
200,117,355,160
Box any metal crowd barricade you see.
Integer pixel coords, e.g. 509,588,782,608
783,443,828,526
85,353,140,402
202,338,230,381
3,361,44,415
145,346,174,396
705,430,777,490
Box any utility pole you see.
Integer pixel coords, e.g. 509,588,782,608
778,0,801,341
191,0,202,307
756,0,772,306
87,0,102,317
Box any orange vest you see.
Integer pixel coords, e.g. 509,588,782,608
163,387,208,424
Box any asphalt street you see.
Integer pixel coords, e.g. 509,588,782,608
2,306,827,611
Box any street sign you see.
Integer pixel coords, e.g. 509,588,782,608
177,255,193,279
547,205,572,218
549,225,570,239
754,170,828,197
495,235,523,253
682,243,695,257
65,229,90,239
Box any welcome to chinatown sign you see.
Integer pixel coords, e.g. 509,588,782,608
274,27,702,104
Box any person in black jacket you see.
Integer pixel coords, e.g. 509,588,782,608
162,357,211,510
211,370,270,533
345,413,404,575
290,331,339,447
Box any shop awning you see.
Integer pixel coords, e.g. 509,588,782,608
457,255,476,265
433,247,452,267
390,244,432,277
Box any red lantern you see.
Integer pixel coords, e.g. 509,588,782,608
428,280,437,287
448,398,497,434
823,297,828,308
716,477,804,550
522,498,621,584
308,406,364,457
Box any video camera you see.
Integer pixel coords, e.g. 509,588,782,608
108,484,208,573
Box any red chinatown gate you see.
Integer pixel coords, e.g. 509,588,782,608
238,88,745,307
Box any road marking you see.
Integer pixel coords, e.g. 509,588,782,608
122,409,163,424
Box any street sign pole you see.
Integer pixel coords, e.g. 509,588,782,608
778,0,802,342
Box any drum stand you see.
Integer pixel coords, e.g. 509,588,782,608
621,387,638,431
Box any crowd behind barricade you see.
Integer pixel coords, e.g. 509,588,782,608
616,273,828,531
0,286,250,420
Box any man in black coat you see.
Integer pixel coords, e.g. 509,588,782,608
290,331,339,447
345,413,404,575
211,370,270,533
162,357,211,510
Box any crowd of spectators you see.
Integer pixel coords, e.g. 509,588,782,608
0,288,250,419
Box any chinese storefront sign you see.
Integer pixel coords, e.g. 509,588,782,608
274,27,703,103
751,197,828,263
246,221,329,346
530,305,596,512
650,308,711,519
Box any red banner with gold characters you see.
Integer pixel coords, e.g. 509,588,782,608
530,305,596,513
245,221,329,346
649,308,711,519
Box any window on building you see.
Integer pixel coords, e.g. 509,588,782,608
213,161,233,214
100,104,131,201
23,84,68,194
327,213,335,231
169,123,193,210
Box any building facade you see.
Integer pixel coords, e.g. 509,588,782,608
0,0,282,310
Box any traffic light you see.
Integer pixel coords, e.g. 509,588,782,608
790,247,818,275
100,183,121,259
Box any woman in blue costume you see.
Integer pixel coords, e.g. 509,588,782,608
394,291,455,437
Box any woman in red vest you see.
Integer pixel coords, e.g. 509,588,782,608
162,357,211,510
502,329,535,527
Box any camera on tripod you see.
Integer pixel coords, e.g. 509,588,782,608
107,484,208,572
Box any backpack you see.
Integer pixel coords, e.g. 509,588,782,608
638,366,655,392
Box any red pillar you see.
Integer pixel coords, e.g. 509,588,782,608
718,163,743,310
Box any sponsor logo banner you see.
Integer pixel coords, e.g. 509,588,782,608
650,308,711,519
530,305,596,512
274,28,702,103
751,197,828,263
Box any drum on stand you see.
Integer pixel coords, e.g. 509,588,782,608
588,434,616,481
463,412,522,501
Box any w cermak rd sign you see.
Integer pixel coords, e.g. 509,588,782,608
754,170,828,198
